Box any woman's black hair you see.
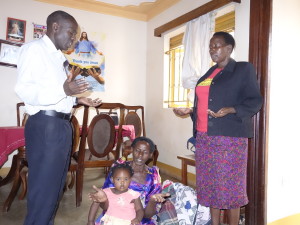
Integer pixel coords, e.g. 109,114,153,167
111,161,134,177
131,136,156,153
213,31,235,49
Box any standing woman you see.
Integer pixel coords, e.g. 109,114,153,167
173,32,262,225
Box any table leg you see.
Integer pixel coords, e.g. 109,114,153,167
0,154,19,187
181,159,188,185
3,165,22,212
1,147,27,212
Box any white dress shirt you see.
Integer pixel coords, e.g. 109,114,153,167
15,35,76,115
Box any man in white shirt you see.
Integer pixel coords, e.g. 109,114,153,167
15,10,101,225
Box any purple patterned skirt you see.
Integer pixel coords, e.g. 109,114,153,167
195,132,249,209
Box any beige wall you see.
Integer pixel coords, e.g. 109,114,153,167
267,0,300,223
146,0,250,171
0,0,147,165
1,0,300,223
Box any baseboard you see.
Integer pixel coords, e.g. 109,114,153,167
0,163,196,188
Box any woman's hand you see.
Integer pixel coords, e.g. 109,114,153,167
88,185,107,203
144,193,170,218
207,107,236,118
150,193,170,203
173,108,193,117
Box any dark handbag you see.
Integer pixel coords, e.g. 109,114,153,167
187,137,196,153
96,108,119,125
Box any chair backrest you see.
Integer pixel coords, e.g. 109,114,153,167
99,111,119,125
87,113,115,158
16,102,28,126
123,105,145,138
68,103,126,207
94,103,125,159
122,105,160,166
70,115,81,155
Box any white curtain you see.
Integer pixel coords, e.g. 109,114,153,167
182,12,215,102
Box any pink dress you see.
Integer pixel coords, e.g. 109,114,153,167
98,188,141,225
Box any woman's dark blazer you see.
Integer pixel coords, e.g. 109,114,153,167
192,59,263,138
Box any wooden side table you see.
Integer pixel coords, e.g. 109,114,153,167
177,154,195,185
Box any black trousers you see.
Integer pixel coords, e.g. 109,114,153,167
23,112,72,225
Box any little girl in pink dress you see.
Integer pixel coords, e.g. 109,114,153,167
87,162,143,225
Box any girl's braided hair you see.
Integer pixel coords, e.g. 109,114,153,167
111,159,134,177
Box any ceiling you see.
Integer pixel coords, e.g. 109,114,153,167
95,0,157,7
35,0,181,21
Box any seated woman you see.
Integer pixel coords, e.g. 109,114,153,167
88,136,170,224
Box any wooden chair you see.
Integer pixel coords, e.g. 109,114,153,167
121,105,159,166
16,102,29,126
68,103,125,207
0,102,28,212
16,102,28,201
124,105,146,137
66,112,81,190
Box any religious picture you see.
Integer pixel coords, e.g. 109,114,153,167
0,39,22,67
33,24,47,39
6,18,26,43
64,31,105,92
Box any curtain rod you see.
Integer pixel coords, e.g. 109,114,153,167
154,0,241,37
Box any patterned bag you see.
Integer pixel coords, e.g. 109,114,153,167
158,181,211,225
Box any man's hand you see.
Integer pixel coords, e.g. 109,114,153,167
78,97,102,107
64,65,89,96
64,78,89,96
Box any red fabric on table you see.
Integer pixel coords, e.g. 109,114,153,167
115,125,135,141
0,125,134,167
0,126,25,166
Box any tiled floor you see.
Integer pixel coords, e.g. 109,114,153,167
0,168,179,225
0,168,111,225
0,168,245,225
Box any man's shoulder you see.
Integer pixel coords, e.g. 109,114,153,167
21,38,44,52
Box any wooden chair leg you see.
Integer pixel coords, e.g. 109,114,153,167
75,168,84,207
3,164,23,212
222,209,229,224
0,155,19,187
18,167,28,200
68,171,75,190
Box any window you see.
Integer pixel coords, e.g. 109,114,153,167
215,11,235,33
164,11,235,108
164,33,191,108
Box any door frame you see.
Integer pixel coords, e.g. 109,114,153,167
246,0,272,224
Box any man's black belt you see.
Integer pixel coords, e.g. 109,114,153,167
39,110,71,121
